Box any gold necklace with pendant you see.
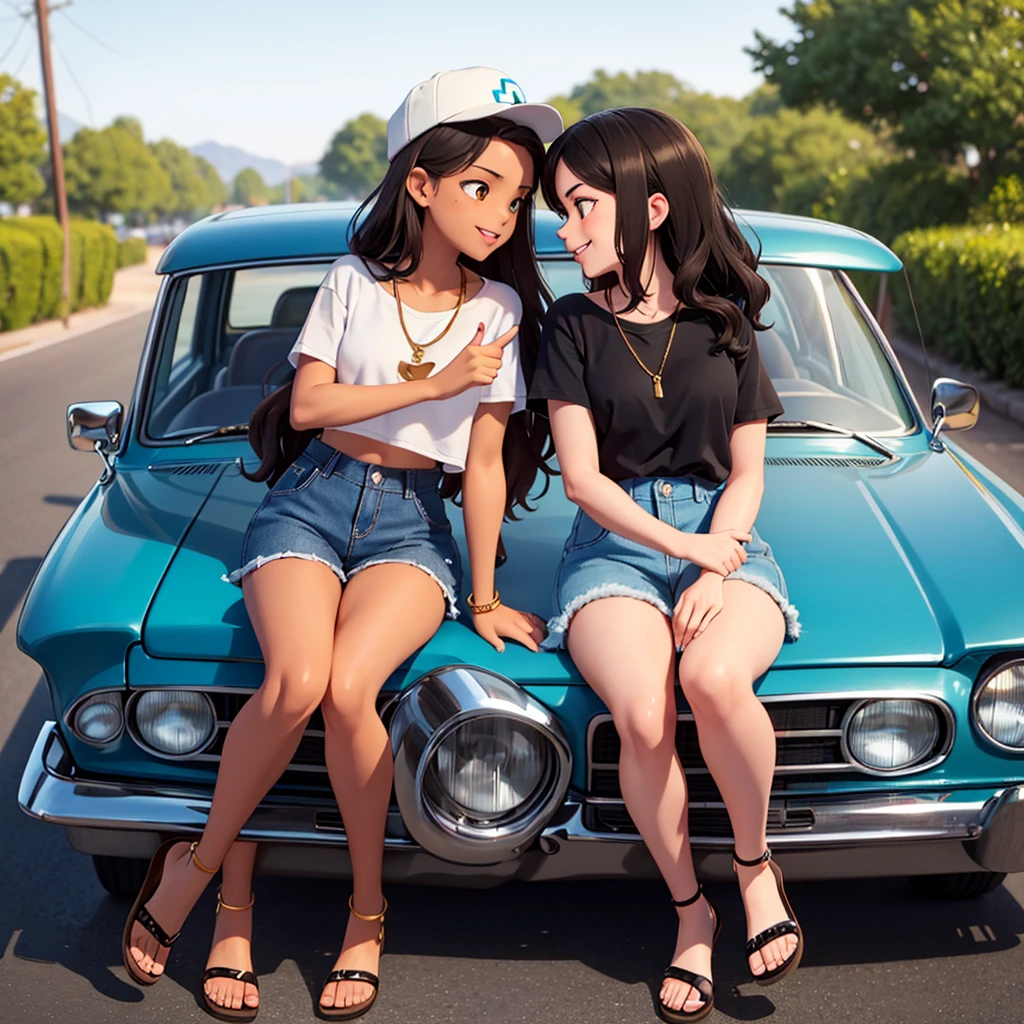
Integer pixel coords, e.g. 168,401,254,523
606,289,681,399
394,265,467,381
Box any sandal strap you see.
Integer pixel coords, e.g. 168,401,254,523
134,905,179,948
733,848,772,868
746,919,800,956
670,884,704,908
203,967,259,989
662,966,713,1002
323,970,379,990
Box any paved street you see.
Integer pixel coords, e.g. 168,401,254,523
1,315,1023,1023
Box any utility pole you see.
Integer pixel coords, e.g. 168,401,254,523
35,0,74,327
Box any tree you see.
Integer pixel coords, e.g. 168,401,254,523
748,0,1024,184
194,155,228,210
233,167,267,206
64,121,172,218
320,113,388,199
0,74,47,207
151,138,210,217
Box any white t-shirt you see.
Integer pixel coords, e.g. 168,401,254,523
288,254,526,473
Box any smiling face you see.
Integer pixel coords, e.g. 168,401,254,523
553,158,620,280
410,137,535,262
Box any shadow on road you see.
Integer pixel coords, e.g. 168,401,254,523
43,495,85,509
0,558,41,636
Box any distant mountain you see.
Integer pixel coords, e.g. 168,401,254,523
189,141,319,186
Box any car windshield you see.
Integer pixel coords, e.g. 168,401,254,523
541,260,915,435
144,257,914,443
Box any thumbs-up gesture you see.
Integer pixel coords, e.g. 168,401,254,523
427,322,518,401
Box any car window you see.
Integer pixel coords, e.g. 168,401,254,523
228,265,331,329
170,274,202,374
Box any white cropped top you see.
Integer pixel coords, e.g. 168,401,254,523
288,254,526,473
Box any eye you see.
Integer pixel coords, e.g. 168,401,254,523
510,197,523,213
575,198,596,218
461,180,489,201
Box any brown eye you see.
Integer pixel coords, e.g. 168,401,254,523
461,181,490,201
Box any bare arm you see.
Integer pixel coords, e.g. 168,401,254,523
705,419,768,536
548,401,750,573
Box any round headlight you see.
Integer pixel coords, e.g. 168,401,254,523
132,690,215,757
73,693,123,744
845,699,941,772
430,717,550,820
974,662,1024,750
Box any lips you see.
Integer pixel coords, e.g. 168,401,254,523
572,241,590,261
477,228,500,243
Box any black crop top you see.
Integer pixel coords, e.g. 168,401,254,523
529,293,784,484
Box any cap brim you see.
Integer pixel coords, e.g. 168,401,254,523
440,102,564,144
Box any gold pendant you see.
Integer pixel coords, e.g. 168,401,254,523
398,360,435,381
653,375,664,399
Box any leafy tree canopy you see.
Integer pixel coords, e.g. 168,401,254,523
234,166,268,206
0,74,47,207
320,113,388,200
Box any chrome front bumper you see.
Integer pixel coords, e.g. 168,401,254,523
20,722,1024,883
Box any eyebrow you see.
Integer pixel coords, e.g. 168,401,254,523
470,164,502,179
564,182,583,199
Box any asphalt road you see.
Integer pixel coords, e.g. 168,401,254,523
1,315,1023,1024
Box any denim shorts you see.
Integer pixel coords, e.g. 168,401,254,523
225,436,462,618
541,475,800,650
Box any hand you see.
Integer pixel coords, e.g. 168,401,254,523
472,602,547,653
681,529,751,575
427,322,519,401
673,571,724,648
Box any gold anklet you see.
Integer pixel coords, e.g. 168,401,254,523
348,894,387,944
189,840,218,875
216,887,255,914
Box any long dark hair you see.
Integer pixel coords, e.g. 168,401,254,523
541,107,769,356
245,117,554,519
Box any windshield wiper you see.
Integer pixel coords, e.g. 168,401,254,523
163,424,250,445
768,419,897,462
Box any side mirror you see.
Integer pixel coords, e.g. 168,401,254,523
67,401,123,482
929,378,979,451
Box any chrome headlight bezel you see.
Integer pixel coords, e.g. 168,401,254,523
126,689,218,760
840,696,953,776
972,657,1024,754
64,689,125,747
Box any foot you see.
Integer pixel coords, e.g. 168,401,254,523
319,904,384,1013
204,900,259,1014
128,841,212,979
660,894,716,1015
735,859,799,978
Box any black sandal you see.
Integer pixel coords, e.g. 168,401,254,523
202,888,259,1022
122,838,217,986
733,848,803,986
658,884,722,1024
315,896,387,1022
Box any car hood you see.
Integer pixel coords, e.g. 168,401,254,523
141,451,1024,676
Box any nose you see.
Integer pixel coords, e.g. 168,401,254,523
556,223,568,239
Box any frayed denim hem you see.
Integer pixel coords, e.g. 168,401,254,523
540,584,672,651
223,551,346,587
727,571,802,641
345,558,460,620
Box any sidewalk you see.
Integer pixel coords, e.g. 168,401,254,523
0,246,164,365
890,333,1024,432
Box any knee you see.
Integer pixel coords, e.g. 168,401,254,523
678,659,748,721
260,664,330,724
611,702,675,756
321,669,377,731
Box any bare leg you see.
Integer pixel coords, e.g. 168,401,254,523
567,597,715,1015
677,580,796,977
128,559,341,978
317,563,446,1012
203,841,260,1012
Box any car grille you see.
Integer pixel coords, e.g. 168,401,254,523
585,700,857,838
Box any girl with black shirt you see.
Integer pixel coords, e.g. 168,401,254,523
531,108,802,1022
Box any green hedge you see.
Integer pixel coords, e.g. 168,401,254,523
0,217,117,329
117,236,148,268
892,224,1024,388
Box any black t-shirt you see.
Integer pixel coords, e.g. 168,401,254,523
529,293,784,484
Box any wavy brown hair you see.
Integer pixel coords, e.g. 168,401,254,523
541,107,769,356
245,117,554,518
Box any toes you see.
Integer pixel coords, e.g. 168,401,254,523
320,982,336,1008
244,984,260,1007
230,985,244,1011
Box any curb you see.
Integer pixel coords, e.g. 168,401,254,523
890,334,1024,433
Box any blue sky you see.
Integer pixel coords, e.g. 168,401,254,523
3,0,796,165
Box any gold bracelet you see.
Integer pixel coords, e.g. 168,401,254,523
466,589,501,614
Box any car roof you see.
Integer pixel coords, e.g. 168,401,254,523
157,202,901,275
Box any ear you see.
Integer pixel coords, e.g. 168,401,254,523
648,191,670,232
406,167,434,208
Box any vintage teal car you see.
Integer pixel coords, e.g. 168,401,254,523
17,204,1024,900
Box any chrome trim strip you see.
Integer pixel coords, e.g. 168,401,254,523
122,275,171,454
971,656,1024,754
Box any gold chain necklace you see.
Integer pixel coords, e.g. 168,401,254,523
394,265,467,381
605,289,681,399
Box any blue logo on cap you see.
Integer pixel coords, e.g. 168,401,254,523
493,78,525,105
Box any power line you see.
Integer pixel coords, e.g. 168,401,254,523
11,31,31,75
0,15,28,63
55,7,119,56
52,36,91,125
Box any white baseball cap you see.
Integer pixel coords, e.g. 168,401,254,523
387,66,563,161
